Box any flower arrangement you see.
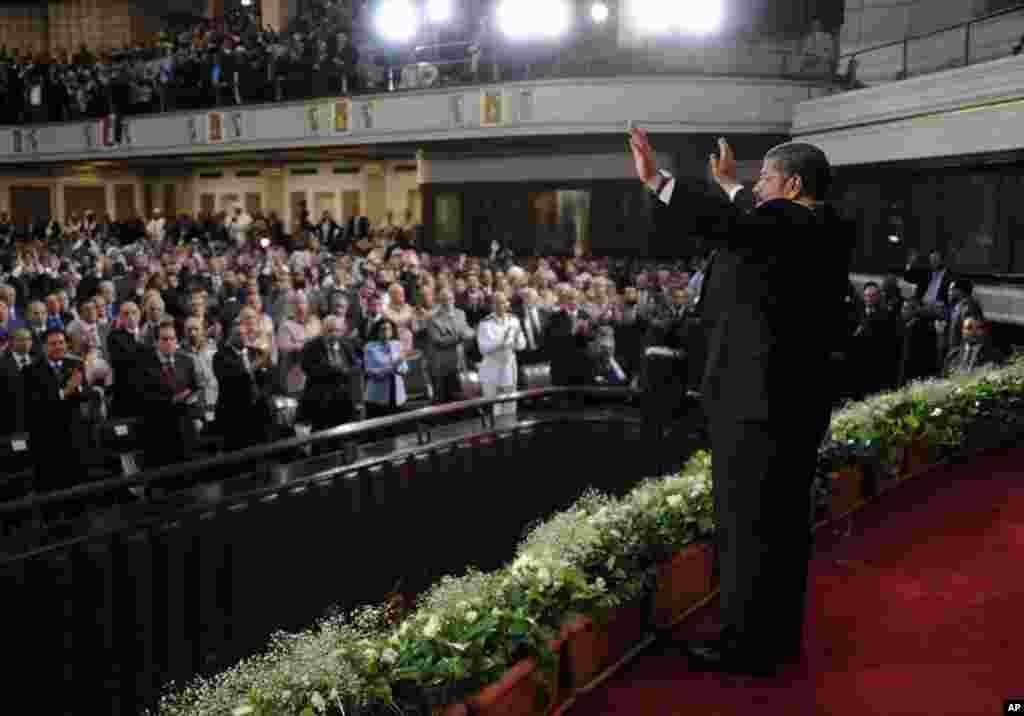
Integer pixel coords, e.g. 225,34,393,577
157,453,716,716
161,356,1024,716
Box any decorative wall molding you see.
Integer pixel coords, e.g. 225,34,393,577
0,75,825,165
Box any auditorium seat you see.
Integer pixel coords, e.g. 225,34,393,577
0,432,34,502
95,417,146,478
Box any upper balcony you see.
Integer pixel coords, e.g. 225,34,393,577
0,36,837,165
837,3,1024,87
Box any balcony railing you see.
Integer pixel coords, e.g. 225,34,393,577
839,4,1024,86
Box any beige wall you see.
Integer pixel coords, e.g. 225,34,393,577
1,157,422,229
0,5,48,59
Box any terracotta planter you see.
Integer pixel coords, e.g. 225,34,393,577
563,600,650,690
436,639,563,716
828,466,865,519
464,651,560,716
651,543,714,628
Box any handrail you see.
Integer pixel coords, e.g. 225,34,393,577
839,3,1024,75
0,385,638,514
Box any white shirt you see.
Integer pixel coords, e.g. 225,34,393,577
477,314,526,389
658,173,745,205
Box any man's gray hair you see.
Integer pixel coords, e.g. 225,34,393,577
764,142,833,200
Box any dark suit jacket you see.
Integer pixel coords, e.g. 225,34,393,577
299,335,363,430
214,344,274,450
142,349,203,465
22,355,94,490
903,264,953,309
657,181,854,422
852,307,903,396
0,352,25,435
108,327,149,417
543,308,594,387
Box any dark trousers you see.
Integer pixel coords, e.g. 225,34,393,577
708,404,831,657
432,370,463,405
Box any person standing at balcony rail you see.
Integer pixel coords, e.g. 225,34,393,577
630,128,854,677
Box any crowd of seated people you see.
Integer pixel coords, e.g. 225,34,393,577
0,0,853,127
0,198,1006,497
0,2,370,126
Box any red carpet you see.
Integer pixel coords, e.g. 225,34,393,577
571,449,1024,716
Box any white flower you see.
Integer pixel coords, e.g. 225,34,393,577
537,567,551,584
465,611,479,624
594,577,606,590
666,494,683,508
381,648,398,665
606,556,616,571
423,615,442,638
310,692,327,712
931,407,943,417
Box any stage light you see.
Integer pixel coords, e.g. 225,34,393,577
630,0,722,34
497,0,571,40
889,235,902,244
375,0,419,43
240,0,252,6
591,1,609,23
427,0,452,24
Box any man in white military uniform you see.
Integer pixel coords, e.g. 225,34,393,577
476,291,526,417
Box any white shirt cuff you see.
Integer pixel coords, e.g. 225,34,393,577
657,174,744,204
657,173,675,204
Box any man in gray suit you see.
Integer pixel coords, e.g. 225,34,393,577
427,287,476,403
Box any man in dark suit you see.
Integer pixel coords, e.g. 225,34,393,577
851,281,902,398
512,287,547,369
143,319,203,468
615,286,650,381
543,285,594,389
23,328,98,493
299,316,364,439
0,331,26,436
214,306,275,452
944,317,1004,377
313,211,345,252
633,130,853,676
903,248,953,319
427,287,476,403
945,278,984,355
107,301,146,417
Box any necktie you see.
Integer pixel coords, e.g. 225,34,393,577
162,359,177,390
523,310,535,350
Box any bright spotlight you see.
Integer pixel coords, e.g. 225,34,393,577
497,0,570,40
631,0,721,34
591,1,609,23
376,0,419,43
427,0,452,24
240,0,252,6
888,235,902,244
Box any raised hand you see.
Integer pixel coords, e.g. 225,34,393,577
629,127,658,187
709,137,739,192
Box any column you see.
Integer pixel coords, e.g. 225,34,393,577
260,0,297,31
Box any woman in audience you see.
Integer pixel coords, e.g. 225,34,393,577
245,289,279,365
276,291,314,397
363,318,411,428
